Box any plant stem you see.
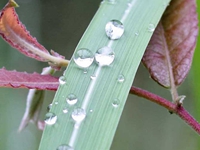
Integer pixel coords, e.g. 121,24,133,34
130,86,200,135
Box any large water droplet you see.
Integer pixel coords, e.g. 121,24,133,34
105,20,124,40
73,48,94,68
44,112,57,125
71,108,86,122
59,76,66,85
66,94,78,105
56,144,74,150
147,24,155,32
112,99,120,108
95,46,115,66
117,74,125,83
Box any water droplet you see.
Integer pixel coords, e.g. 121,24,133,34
90,75,96,80
89,109,93,113
147,24,155,32
95,46,115,66
135,32,139,36
55,101,58,105
103,0,116,4
59,76,66,85
47,103,53,111
83,69,88,74
66,94,78,105
73,48,94,68
56,144,74,150
71,108,86,122
117,74,125,83
44,112,57,125
112,99,120,108
63,107,68,114
105,20,124,40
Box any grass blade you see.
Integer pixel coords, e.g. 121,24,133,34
39,0,169,149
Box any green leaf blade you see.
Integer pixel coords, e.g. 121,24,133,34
39,0,170,149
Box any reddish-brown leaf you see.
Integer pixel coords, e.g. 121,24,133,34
0,68,58,90
142,0,198,88
0,0,50,61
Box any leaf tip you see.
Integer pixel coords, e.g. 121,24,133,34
8,0,19,8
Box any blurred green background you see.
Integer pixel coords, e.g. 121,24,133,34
0,0,199,149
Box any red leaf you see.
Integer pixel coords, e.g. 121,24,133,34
0,68,58,90
0,1,50,61
142,0,198,88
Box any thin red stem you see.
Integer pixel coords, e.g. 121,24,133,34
130,86,200,135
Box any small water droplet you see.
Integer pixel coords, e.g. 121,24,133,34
44,112,57,125
66,94,78,105
103,0,116,4
95,46,115,66
73,48,94,68
59,76,66,85
117,74,125,83
55,101,58,105
56,144,74,150
148,24,155,32
47,103,53,111
112,99,120,108
63,107,68,114
105,20,124,40
89,109,93,113
127,2,132,7
83,69,88,74
135,32,139,36
71,108,86,122
90,75,96,80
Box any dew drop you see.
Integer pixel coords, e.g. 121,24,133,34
89,109,93,113
71,108,86,122
95,46,115,66
117,74,125,83
135,32,139,36
105,20,124,40
47,103,53,111
56,144,74,150
147,24,155,32
90,75,96,80
83,69,88,74
44,112,57,125
66,94,78,105
112,99,120,108
55,101,58,105
103,0,116,4
63,107,68,114
73,48,94,68
59,76,66,85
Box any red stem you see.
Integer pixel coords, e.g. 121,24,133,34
130,86,200,135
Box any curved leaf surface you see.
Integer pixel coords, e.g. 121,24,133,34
142,0,198,88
